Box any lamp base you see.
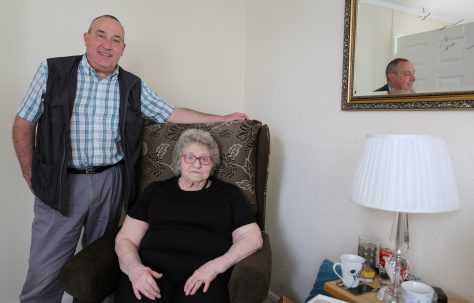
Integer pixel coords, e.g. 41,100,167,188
382,284,404,303
382,212,409,303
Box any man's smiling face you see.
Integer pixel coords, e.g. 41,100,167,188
83,16,126,79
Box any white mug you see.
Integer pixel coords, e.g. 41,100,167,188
401,281,434,303
332,254,365,288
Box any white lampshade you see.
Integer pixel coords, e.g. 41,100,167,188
351,135,460,213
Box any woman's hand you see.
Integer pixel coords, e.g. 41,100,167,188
183,223,263,296
128,264,163,300
184,259,223,295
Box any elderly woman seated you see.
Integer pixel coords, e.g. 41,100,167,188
115,128,263,303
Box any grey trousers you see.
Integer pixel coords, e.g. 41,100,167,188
20,164,123,303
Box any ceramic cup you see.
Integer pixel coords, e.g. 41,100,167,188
401,281,434,303
332,254,365,288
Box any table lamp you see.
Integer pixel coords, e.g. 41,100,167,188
350,135,460,302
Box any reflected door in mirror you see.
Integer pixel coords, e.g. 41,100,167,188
396,22,474,93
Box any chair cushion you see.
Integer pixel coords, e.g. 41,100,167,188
138,119,262,216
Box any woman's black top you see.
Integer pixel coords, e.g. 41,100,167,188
128,177,254,281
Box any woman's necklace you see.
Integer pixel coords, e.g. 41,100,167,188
178,178,210,191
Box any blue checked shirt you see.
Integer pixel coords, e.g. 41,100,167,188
17,55,175,168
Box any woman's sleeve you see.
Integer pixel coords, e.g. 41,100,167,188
128,183,155,222
230,187,255,230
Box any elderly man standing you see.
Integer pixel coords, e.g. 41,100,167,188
12,15,247,303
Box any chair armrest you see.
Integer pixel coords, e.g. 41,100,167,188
229,231,272,303
60,229,120,302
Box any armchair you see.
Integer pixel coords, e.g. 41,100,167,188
60,119,271,303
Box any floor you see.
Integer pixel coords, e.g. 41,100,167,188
264,296,277,303
62,293,73,302
265,291,280,303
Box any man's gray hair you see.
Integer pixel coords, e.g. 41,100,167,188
88,15,125,41
171,129,221,176
385,58,409,80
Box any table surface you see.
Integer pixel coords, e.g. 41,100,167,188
324,278,468,303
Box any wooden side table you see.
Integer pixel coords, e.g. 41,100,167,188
324,278,469,303
324,278,381,303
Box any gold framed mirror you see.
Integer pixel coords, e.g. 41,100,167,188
342,0,474,110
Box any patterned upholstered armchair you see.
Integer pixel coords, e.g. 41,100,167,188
60,120,271,303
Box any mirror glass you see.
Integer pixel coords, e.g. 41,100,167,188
355,0,474,96
342,0,474,110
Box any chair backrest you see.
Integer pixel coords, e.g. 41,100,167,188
137,119,270,230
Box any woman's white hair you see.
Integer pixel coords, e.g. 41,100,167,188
171,129,220,175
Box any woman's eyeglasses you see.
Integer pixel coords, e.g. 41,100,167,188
181,153,212,165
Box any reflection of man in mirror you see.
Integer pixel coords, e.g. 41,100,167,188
374,58,416,94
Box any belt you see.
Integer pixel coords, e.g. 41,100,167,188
67,162,120,174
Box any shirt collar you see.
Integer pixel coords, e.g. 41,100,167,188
80,54,120,79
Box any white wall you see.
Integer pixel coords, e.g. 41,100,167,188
2,1,473,302
244,1,473,302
